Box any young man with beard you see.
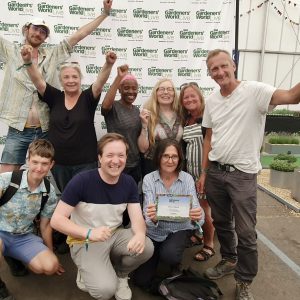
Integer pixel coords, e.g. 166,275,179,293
0,0,113,173
51,133,154,300
198,49,300,300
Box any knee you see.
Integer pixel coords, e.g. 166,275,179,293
30,254,59,275
139,238,154,262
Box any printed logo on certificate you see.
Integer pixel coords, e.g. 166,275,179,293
156,194,191,221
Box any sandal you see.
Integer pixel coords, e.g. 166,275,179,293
194,245,215,262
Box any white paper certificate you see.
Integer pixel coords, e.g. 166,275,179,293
156,194,191,221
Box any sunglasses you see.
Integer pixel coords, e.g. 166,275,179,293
179,82,199,90
31,25,48,36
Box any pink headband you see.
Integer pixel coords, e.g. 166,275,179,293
120,74,138,84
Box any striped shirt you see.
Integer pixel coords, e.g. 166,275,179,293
182,122,203,180
0,37,72,131
143,170,203,242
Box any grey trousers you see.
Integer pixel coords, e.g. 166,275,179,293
205,164,258,282
70,228,154,300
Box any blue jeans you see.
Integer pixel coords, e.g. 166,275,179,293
205,163,258,282
51,161,98,193
1,127,48,165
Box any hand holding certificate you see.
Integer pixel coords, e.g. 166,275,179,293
156,194,192,221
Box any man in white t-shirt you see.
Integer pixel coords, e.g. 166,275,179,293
198,49,300,300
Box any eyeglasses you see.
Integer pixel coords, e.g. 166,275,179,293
162,154,179,162
179,82,199,90
157,87,174,93
31,25,47,36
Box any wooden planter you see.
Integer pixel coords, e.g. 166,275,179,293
269,169,294,189
264,142,300,155
291,170,300,203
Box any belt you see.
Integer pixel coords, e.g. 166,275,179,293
211,161,236,172
24,125,41,129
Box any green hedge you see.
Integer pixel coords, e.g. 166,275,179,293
268,136,299,144
270,153,297,172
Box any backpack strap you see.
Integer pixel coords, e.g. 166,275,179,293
36,177,51,219
0,170,25,207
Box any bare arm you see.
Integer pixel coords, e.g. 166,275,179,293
20,45,46,96
40,217,53,250
137,109,151,153
101,64,129,110
67,0,112,47
270,83,300,105
92,51,117,98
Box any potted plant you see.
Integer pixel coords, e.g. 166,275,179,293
269,154,297,189
264,134,300,154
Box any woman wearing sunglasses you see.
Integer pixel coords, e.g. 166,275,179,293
133,139,203,293
138,78,183,177
179,82,215,262
20,45,116,192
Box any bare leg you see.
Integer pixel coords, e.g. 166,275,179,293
201,199,215,248
28,250,59,275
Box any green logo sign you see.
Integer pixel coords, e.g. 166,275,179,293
201,87,214,96
139,85,153,95
177,67,201,78
0,21,19,34
129,67,142,78
148,67,173,77
210,29,230,40
86,64,102,74
91,28,111,38
101,45,127,59
54,24,79,34
117,27,143,40
164,48,188,59
165,9,190,21
133,8,159,21
37,2,63,16
148,28,174,40
8,1,33,13
179,29,204,41
74,45,96,57
69,5,95,17
193,48,209,58
102,8,127,20
133,47,158,59
196,10,221,22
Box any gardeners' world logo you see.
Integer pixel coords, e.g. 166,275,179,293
148,29,174,41
139,85,153,95
91,28,112,39
177,67,201,79
163,48,188,60
101,45,127,59
179,29,205,41
133,47,158,60
82,83,110,94
8,1,33,13
102,8,128,20
193,48,209,58
74,45,96,57
54,24,79,34
164,9,191,22
69,5,95,18
0,22,19,34
37,2,63,16
133,8,159,21
201,87,214,96
86,64,102,74
117,27,143,40
210,29,230,40
148,67,172,77
129,67,142,79
196,10,221,22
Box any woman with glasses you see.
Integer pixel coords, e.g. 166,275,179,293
133,139,203,293
179,82,215,262
20,46,116,192
138,78,183,177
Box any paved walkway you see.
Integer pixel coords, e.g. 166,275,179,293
1,189,300,299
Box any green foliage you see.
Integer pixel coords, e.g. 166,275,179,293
270,159,296,172
274,153,297,163
268,136,299,144
268,109,300,117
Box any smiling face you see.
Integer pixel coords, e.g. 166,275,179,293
160,145,179,175
156,80,175,107
181,86,202,114
207,52,236,88
27,154,54,183
98,140,127,183
24,25,47,47
119,79,138,106
59,67,82,95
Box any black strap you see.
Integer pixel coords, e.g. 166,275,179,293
0,170,24,207
39,177,50,217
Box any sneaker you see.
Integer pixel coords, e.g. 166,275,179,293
115,277,132,300
236,280,254,300
204,258,237,279
0,279,15,300
76,270,88,292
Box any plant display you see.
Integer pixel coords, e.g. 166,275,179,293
270,156,297,172
268,136,299,145
273,153,297,163
268,109,300,117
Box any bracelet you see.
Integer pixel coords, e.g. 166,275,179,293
16,62,32,71
85,228,92,251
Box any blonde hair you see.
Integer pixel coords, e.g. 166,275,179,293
179,84,205,121
143,78,182,146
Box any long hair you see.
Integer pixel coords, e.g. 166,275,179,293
143,78,182,146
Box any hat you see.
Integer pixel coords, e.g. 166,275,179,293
23,18,50,36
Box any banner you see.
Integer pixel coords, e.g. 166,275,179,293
0,0,234,147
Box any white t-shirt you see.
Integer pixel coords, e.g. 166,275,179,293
202,81,276,173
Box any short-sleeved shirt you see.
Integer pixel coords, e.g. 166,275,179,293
202,81,276,173
142,170,203,242
61,169,139,231
0,170,57,234
102,101,142,168
0,37,72,131
40,84,100,165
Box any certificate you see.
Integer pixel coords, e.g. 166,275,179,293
156,194,191,221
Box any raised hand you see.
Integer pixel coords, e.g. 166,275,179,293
20,45,33,63
103,0,113,15
106,51,117,65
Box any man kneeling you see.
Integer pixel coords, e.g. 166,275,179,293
51,133,154,300
0,139,63,300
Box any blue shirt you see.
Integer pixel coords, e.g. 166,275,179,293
143,170,204,242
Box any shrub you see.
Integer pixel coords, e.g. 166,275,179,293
268,136,299,144
274,153,297,163
270,159,296,172
268,109,300,117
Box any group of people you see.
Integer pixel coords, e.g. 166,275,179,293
1,0,300,300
